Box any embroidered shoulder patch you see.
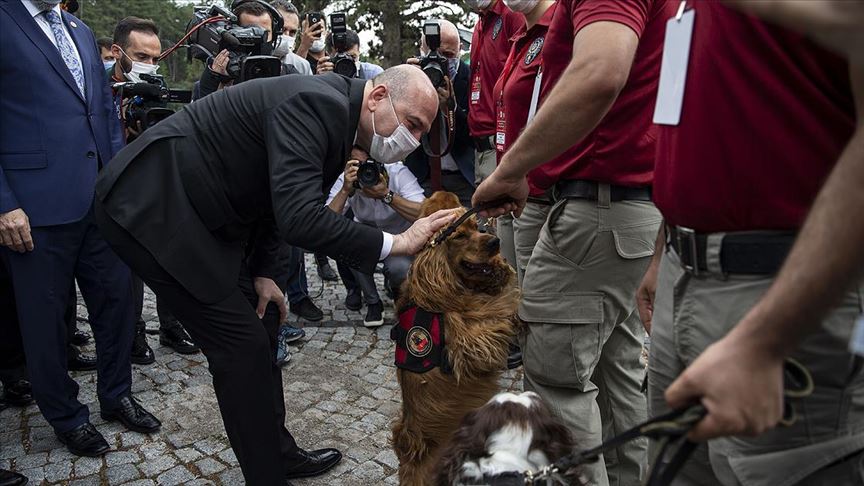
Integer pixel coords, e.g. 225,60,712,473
492,17,503,40
525,36,544,65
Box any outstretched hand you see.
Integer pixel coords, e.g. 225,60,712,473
391,208,459,256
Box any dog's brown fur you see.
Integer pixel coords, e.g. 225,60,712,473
392,192,519,485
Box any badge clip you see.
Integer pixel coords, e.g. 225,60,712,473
675,0,687,21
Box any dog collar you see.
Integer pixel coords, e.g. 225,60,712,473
430,198,512,247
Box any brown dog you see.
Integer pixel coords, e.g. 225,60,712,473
391,191,519,485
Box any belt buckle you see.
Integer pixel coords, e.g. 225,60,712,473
676,226,699,275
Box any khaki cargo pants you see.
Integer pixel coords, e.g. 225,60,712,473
513,201,551,286
519,189,661,486
475,148,497,185
648,246,864,486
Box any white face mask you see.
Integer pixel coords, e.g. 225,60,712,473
118,47,159,83
503,0,539,13
466,0,493,10
309,37,326,53
273,34,295,58
369,94,420,164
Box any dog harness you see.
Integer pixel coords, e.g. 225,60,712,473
390,305,451,374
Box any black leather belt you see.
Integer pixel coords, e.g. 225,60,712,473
526,195,552,206
552,180,652,202
473,135,495,152
667,225,796,275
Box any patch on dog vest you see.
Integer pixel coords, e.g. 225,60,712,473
391,305,450,374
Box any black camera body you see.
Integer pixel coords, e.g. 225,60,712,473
354,159,387,189
329,12,357,78
420,21,449,88
186,4,282,82
113,74,192,134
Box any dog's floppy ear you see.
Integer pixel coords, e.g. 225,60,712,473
420,191,462,218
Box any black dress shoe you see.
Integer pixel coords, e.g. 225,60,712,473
101,396,161,434
316,261,339,282
70,329,92,346
131,330,155,365
56,423,110,457
2,380,33,407
289,297,324,322
159,326,200,354
284,448,342,479
506,342,523,370
0,468,28,486
67,346,98,372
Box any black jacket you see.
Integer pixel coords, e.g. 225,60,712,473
405,60,473,185
95,74,382,304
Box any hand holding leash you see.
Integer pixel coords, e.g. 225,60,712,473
472,168,528,218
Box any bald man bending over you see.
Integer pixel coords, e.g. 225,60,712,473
93,67,453,485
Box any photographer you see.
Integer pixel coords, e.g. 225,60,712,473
405,19,473,206
107,17,199,363
327,153,425,327
316,29,383,80
270,0,312,75
197,1,292,99
296,10,327,73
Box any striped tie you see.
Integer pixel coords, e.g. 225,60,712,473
44,10,85,98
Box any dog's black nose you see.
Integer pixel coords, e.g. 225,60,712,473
486,237,500,252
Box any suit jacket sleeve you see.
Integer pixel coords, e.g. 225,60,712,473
247,214,282,281
265,91,384,275
0,167,19,213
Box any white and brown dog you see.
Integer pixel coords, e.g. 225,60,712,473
435,392,581,486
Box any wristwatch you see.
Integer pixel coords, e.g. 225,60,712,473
383,191,394,205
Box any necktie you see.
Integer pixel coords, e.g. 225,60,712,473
44,10,85,98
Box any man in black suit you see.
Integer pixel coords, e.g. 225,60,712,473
93,66,454,485
406,19,475,206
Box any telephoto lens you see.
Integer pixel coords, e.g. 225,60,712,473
355,159,387,188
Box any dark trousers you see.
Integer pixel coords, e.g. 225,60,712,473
421,170,474,207
95,203,299,485
2,210,134,433
0,259,27,385
284,245,309,305
131,274,182,333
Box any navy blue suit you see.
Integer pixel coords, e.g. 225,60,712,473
0,0,134,433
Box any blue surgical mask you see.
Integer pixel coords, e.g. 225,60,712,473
447,58,459,80
103,60,116,71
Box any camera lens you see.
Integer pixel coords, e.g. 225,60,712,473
423,64,445,88
334,57,358,78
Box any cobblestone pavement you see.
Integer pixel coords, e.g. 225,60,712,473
0,255,523,485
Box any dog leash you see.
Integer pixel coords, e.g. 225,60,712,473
430,198,513,247
500,358,814,486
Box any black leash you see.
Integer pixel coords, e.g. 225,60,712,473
430,198,512,247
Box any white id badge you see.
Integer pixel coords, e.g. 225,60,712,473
653,4,695,126
526,69,543,125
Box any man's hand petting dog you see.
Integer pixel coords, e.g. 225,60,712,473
254,277,288,323
391,209,459,256
472,168,528,218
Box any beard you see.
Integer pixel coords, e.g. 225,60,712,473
33,0,62,11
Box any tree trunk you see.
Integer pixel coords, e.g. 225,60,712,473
379,0,403,68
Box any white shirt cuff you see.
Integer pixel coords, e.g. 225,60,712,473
379,232,394,260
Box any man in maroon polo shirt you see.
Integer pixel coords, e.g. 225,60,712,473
473,1,675,484
466,0,522,186
634,1,863,484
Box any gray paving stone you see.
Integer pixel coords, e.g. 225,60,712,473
107,463,141,483
195,456,225,476
43,459,73,483
218,467,245,486
73,456,103,477
138,453,176,476
106,450,140,467
156,464,196,485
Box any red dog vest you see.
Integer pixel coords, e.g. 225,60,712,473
391,305,451,374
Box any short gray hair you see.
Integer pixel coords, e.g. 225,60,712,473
269,0,298,15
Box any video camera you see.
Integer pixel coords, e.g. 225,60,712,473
420,21,449,88
353,159,387,189
185,2,283,82
329,12,357,78
112,74,192,134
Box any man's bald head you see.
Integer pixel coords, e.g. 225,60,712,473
421,19,461,59
355,65,439,159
